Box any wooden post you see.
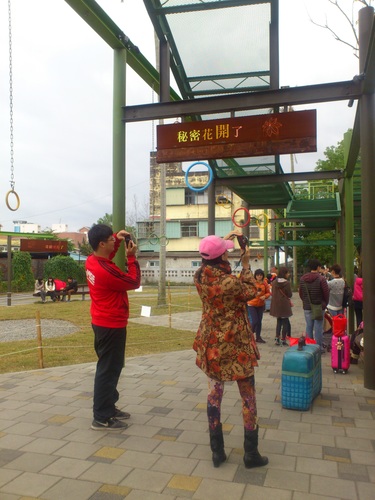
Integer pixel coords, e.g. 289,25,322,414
168,281,172,329
7,235,12,306
35,310,44,369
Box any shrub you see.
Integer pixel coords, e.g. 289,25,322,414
12,252,35,292
43,255,86,283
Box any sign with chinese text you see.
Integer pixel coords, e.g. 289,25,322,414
156,110,316,162
20,239,68,253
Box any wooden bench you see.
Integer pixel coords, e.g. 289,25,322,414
76,283,90,300
56,284,90,301
32,284,90,302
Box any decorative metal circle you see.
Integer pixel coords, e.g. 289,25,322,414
232,207,250,227
185,162,213,192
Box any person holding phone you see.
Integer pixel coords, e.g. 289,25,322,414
86,224,141,431
246,269,271,343
193,232,268,471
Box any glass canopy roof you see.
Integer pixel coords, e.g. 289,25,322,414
143,0,292,208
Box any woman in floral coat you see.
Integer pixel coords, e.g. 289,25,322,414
193,233,268,470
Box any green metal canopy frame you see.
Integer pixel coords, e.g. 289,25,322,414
63,0,365,256
64,0,375,388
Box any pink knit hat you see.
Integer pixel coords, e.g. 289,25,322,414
199,235,234,260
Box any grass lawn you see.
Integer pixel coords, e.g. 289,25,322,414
0,286,202,374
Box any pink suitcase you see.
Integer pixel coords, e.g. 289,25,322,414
331,335,350,373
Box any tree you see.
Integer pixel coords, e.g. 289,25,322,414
297,231,336,271
61,239,75,252
78,241,92,256
95,213,136,239
126,194,150,228
12,252,35,292
315,136,345,172
293,134,348,270
97,213,113,226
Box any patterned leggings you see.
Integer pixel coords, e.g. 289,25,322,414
207,376,257,431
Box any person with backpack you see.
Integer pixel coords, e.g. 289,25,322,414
327,264,345,317
270,267,293,346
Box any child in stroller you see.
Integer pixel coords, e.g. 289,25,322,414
350,321,364,364
322,310,333,352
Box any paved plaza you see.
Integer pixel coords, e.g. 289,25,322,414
0,302,375,499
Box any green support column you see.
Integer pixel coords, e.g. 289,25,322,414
207,180,216,235
343,131,354,335
344,176,354,335
112,49,127,270
243,202,250,241
275,221,280,268
338,217,344,269
359,7,375,389
263,211,268,275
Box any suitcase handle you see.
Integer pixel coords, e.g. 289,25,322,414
297,337,306,351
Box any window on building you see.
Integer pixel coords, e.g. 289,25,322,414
185,190,196,205
148,260,159,267
184,189,208,205
191,260,201,267
137,221,160,239
249,226,260,239
181,221,198,237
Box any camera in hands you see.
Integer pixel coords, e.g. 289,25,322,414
125,235,132,247
237,234,249,250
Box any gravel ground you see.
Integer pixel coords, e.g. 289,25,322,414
0,320,79,342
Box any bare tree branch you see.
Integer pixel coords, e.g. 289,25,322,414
329,0,359,47
356,1,372,7
310,17,359,57
309,0,363,59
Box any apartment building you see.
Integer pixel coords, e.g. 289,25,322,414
136,153,274,283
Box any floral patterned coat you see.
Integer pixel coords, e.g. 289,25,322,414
193,262,258,381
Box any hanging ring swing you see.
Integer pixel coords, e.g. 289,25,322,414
5,0,20,212
5,189,20,211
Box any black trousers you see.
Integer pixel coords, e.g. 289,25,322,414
92,324,126,422
276,318,291,339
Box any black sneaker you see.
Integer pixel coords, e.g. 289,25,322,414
274,338,281,346
281,340,288,346
256,338,266,344
91,417,128,431
114,407,131,420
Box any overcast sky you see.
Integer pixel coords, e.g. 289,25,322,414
0,0,360,233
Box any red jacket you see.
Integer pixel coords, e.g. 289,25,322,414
54,279,66,291
85,236,141,328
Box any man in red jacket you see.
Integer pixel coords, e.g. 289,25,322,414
86,224,141,431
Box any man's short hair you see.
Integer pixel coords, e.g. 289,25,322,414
308,259,321,271
330,264,341,275
88,224,113,251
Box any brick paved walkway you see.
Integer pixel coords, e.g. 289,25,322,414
0,301,375,499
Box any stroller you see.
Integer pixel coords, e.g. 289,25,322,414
322,310,333,352
350,321,364,364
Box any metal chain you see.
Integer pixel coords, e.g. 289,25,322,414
8,0,15,191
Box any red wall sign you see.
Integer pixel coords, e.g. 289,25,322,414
156,110,316,163
20,239,68,253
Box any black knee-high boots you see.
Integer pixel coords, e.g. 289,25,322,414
209,423,227,467
243,426,269,468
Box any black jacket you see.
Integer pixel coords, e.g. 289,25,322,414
299,272,329,311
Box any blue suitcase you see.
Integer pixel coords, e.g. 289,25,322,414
281,343,322,410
